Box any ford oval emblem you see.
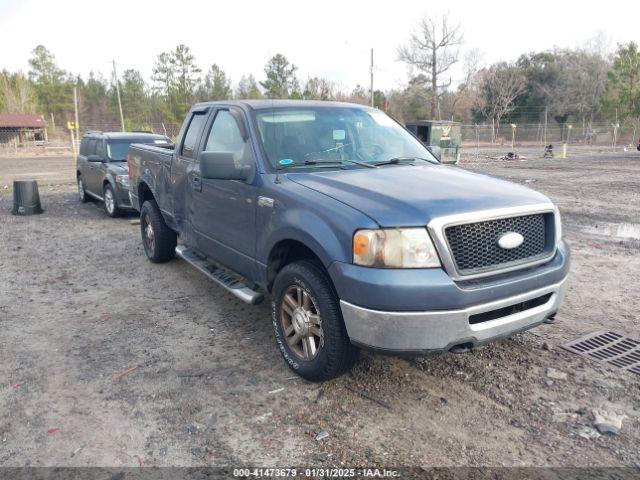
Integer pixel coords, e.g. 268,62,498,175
498,232,524,249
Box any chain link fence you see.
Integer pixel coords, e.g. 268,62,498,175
0,122,182,157
460,122,640,159
2,116,639,159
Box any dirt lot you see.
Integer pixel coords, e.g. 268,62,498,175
0,152,639,470
0,155,76,188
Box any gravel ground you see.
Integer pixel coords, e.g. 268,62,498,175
0,153,639,469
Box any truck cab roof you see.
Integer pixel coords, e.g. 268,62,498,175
191,99,376,112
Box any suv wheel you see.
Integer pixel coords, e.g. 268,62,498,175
140,199,177,263
77,176,88,203
272,260,358,381
103,184,121,217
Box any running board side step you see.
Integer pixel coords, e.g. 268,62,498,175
175,245,264,305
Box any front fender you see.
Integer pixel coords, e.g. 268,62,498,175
261,207,348,268
255,178,379,288
103,172,116,190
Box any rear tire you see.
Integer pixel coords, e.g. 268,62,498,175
272,260,358,381
103,184,121,217
140,199,176,263
77,176,88,203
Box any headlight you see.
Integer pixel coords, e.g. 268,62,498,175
115,175,130,187
353,228,441,268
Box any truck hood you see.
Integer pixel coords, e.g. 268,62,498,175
287,164,552,227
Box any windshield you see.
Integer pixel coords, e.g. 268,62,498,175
254,106,437,169
106,138,169,161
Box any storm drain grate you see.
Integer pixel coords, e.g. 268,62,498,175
562,330,640,376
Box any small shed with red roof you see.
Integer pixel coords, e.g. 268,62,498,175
0,113,47,145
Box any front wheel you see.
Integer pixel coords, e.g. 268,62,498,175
272,260,358,381
140,199,177,263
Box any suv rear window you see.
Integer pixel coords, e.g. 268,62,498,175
106,140,136,161
83,138,97,156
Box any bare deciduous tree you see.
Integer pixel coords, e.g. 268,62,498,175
555,50,609,128
397,13,463,118
478,62,526,142
0,72,38,114
303,77,336,100
449,48,483,120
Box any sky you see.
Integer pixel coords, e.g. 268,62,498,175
0,0,638,92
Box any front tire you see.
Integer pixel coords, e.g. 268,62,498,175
140,199,177,263
272,260,358,381
103,184,121,217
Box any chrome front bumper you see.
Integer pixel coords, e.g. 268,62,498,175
340,276,568,353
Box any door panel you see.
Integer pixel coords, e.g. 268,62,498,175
191,108,257,280
194,179,256,279
94,140,108,194
83,138,101,194
173,111,210,245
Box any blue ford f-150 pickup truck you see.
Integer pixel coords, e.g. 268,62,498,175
128,100,570,381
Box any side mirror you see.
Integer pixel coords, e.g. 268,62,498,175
200,151,253,181
87,154,103,162
427,145,442,162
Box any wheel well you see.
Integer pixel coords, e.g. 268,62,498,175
138,182,154,205
267,240,324,292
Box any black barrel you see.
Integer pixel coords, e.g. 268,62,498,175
11,179,43,215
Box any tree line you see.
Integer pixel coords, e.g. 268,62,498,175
0,14,639,140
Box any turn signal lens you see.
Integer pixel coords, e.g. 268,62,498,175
353,228,441,268
353,231,370,257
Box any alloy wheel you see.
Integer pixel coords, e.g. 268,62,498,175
105,188,115,214
143,214,155,251
280,285,324,361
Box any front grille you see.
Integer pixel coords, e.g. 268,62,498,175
445,213,554,275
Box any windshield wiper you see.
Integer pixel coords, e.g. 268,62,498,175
305,158,376,169
277,159,342,171
373,156,433,166
342,158,377,168
278,158,376,170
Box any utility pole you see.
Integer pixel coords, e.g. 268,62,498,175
113,60,125,132
73,87,80,149
613,108,619,152
370,48,374,108
543,106,548,145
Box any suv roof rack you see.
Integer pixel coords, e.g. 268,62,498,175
84,130,102,135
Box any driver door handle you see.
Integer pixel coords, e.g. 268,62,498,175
190,172,202,192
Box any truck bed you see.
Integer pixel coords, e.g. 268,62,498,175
127,143,175,213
